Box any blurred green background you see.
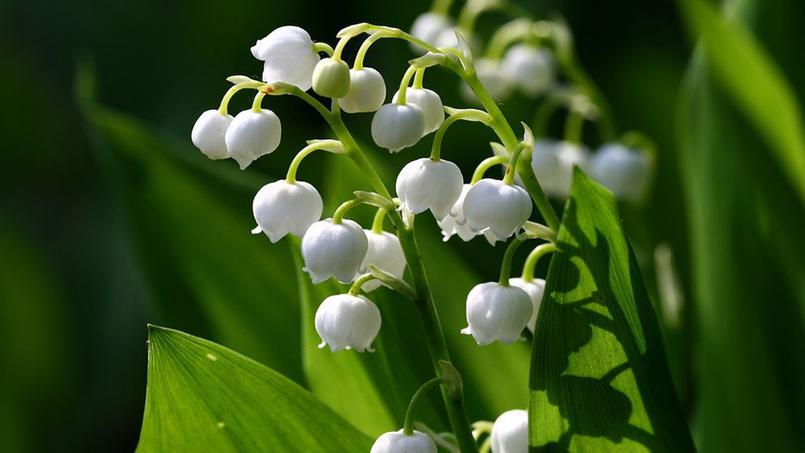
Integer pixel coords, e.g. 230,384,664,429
1,0,803,451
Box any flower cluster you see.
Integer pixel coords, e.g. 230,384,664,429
189,2,656,450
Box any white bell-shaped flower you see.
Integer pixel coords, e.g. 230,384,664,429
301,219,368,284
438,184,481,242
371,103,425,152
370,430,437,453
409,12,452,49
531,140,591,198
509,278,546,333
589,143,650,201
358,230,406,292
312,58,351,98
252,180,322,243
461,282,533,345
315,294,381,352
490,409,528,453
191,110,233,160
224,109,281,170
339,68,386,113
463,179,532,243
251,26,320,91
502,44,554,96
392,88,444,135
460,58,512,103
396,158,463,220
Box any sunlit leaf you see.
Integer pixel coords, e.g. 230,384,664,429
529,170,693,451
136,325,372,452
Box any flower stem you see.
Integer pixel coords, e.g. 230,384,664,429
403,377,445,435
563,109,584,145
498,237,526,286
502,143,527,185
354,31,393,70
349,273,375,295
431,109,492,160
285,140,344,184
332,198,362,224
521,242,556,282
371,208,387,233
396,65,420,104
218,81,264,115
471,156,508,183
251,91,266,113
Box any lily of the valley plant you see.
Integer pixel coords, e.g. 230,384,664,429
190,0,654,450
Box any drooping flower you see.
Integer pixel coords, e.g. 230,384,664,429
251,26,320,91
252,180,322,243
392,88,444,135
358,230,406,292
490,409,528,453
409,12,453,49
438,184,481,242
508,278,546,333
191,110,233,160
301,219,368,284
315,294,381,352
339,68,387,113
396,158,464,220
224,109,281,169
589,143,650,201
312,58,351,98
462,282,533,345
531,140,591,198
502,44,554,96
463,179,532,243
370,430,437,453
371,103,425,152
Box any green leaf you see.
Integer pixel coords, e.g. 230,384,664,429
678,0,805,201
137,325,372,452
529,170,693,452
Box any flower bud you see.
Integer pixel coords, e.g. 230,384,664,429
339,67,387,113
302,219,368,284
409,12,452,50
461,282,532,345
531,140,591,198
370,430,437,453
312,58,351,98
396,158,463,220
589,143,650,201
252,180,322,243
358,230,406,292
460,58,512,103
502,44,554,96
371,104,425,152
463,179,532,243
438,184,481,242
224,109,281,169
251,26,320,91
509,278,546,333
191,110,233,160
315,294,381,352
490,409,528,453
392,88,444,135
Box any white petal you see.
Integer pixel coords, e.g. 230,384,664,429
371,104,425,152
191,110,233,160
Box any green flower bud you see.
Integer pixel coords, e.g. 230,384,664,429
312,58,351,98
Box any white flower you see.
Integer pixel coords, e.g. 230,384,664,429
531,140,591,198
312,58,351,98
301,219,368,284
339,68,386,113
438,184,481,242
460,58,512,103
509,278,546,333
463,179,532,243
224,109,281,170
315,294,381,352
396,158,463,220
191,109,233,160
370,430,437,453
358,230,406,292
392,88,444,134
251,26,320,91
502,44,554,96
252,180,322,243
409,12,452,49
490,409,528,453
371,104,425,152
461,282,532,345
589,143,650,201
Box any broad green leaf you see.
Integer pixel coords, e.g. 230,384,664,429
679,0,805,201
137,325,372,452
529,170,693,452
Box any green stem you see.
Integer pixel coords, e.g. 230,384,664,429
503,143,527,185
521,242,556,281
251,91,266,113
431,0,453,15
431,109,492,160
313,42,335,56
349,273,375,295
413,67,426,89
564,110,584,145
371,208,387,233
485,18,533,60
396,65,420,104
471,155,508,183
404,377,445,435
332,198,362,224
218,81,265,115
559,55,616,140
286,140,344,184
332,34,353,61
354,31,392,70
498,237,526,285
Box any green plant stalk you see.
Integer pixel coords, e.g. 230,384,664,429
403,377,445,435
